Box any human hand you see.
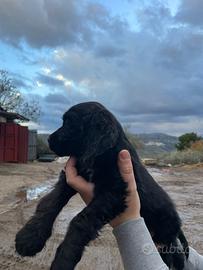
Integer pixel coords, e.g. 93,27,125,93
64,150,141,228
110,150,141,227
64,157,94,205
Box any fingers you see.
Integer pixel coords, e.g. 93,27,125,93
118,150,133,179
65,156,78,179
118,150,137,191
111,150,141,227
64,151,137,207
64,157,94,202
65,157,86,191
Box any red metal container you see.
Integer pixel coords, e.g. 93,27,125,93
18,125,28,163
0,123,28,163
0,124,5,162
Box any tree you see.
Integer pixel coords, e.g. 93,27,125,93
190,140,203,151
0,70,40,122
175,132,202,151
37,137,53,157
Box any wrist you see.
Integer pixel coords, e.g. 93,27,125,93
110,213,141,228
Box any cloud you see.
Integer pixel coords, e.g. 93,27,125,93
37,73,64,87
9,72,34,90
0,0,91,48
44,93,70,104
44,34,203,134
127,115,203,136
0,0,127,49
136,2,172,35
46,6,203,134
1,0,203,135
94,44,126,58
12,77,28,89
38,89,92,132
176,0,203,27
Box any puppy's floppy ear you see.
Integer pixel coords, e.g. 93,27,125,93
83,109,119,162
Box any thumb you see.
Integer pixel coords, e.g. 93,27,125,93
67,174,92,194
118,150,137,191
65,157,94,195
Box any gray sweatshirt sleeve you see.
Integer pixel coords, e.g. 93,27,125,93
113,217,168,270
113,217,203,270
184,247,203,270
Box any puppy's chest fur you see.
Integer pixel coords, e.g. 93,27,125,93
76,150,119,191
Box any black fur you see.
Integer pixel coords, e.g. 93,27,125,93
15,101,189,270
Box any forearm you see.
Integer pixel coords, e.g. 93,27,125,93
184,247,203,270
113,217,168,270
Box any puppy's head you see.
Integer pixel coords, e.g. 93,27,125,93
48,102,120,160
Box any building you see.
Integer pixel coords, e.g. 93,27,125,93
0,106,29,122
0,106,30,163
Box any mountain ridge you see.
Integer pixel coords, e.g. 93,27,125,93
38,132,178,158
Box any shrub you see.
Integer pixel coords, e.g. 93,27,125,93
159,149,203,165
37,137,53,157
175,132,202,151
190,140,203,151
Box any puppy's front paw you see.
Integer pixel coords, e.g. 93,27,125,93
59,169,66,181
50,244,77,270
15,219,51,256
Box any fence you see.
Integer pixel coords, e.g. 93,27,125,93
28,130,37,161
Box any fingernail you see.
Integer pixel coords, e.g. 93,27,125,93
120,150,130,160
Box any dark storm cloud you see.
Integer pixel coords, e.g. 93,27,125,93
0,0,126,49
136,2,171,35
12,78,28,89
51,23,203,123
44,93,70,104
175,0,203,27
1,0,202,134
86,2,129,40
157,28,203,70
40,90,92,132
0,0,91,48
37,73,64,87
46,0,203,135
10,72,33,90
40,111,63,132
95,44,126,58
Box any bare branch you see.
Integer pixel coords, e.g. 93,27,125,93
0,70,41,122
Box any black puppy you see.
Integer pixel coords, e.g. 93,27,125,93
15,102,189,270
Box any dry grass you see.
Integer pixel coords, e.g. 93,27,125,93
159,149,203,165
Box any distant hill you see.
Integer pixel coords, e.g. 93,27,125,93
136,133,178,158
38,132,178,158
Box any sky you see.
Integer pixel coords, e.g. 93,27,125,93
0,0,203,135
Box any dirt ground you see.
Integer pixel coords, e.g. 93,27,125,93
0,161,202,270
